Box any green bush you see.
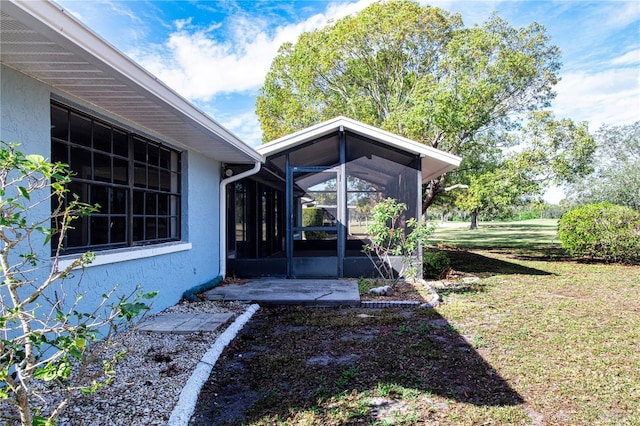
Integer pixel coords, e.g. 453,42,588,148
423,250,451,278
558,203,640,263
363,198,433,283
302,207,328,240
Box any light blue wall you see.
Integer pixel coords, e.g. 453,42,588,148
1,64,222,315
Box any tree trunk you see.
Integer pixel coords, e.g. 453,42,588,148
469,208,479,230
17,387,32,426
422,176,446,214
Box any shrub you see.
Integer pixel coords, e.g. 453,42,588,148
302,207,328,240
362,198,433,284
423,250,451,279
558,203,640,263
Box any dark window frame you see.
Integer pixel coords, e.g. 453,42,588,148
51,101,182,255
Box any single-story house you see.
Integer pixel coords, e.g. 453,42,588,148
0,0,460,313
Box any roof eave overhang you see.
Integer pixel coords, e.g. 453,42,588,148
0,0,262,164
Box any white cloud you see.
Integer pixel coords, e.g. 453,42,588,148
131,0,376,101
603,1,640,28
59,0,152,48
611,49,640,66
218,111,264,148
553,66,640,129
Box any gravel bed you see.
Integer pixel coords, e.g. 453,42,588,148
1,300,250,426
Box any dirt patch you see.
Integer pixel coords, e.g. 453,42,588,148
188,306,523,425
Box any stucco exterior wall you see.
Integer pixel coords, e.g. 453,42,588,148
0,64,222,314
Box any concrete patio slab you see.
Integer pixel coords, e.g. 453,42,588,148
136,312,234,334
202,278,360,307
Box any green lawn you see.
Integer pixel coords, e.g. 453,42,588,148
432,219,640,424
437,252,640,424
430,218,561,250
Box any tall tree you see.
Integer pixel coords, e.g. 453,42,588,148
256,0,563,211
454,111,595,228
566,121,640,210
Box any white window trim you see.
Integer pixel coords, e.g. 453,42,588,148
56,241,192,271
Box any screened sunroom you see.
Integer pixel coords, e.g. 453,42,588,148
225,117,461,278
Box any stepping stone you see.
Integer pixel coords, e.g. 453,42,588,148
136,312,234,334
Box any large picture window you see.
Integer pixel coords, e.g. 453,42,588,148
51,101,181,255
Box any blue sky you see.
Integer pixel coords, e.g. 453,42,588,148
58,1,639,201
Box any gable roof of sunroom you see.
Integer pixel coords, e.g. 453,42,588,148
0,0,261,164
256,116,462,182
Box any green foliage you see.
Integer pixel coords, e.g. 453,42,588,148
335,366,359,390
0,142,156,425
566,121,639,210
423,250,451,279
362,198,433,283
301,208,328,240
257,0,563,210
453,111,595,228
558,203,640,263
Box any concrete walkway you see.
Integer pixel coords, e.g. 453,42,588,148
136,279,359,334
202,278,361,307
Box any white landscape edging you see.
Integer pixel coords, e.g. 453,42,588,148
167,303,260,426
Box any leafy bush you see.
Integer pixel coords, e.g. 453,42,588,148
302,207,328,240
423,250,451,279
362,198,433,283
558,203,640,263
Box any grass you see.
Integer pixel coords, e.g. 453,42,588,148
430,218,562,252
191,219,640,425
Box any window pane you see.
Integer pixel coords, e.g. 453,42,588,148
133,190,144,214
112,188,127,215
145,193,156,215
148,144,159,167
171,171,179,193
68,181,88,204
70,147,91,179
66,216,88,248
51,105,68,140
91,185,109,213
159,148,171,169
69,113,91,146
148,166,160,190
111,217,127,243
52,140,68,165
93,122,111,153
133,138,146,162
90,216,109,245
159,169,171,191
134,165,147,188
133,217,144,241
170,195,179,215
145,218,157,240
158,218,168,238
170,217,178,238
113,130,128,157
170,151,180,173
158,194,168,215
94,152,111,182
113,157,128,184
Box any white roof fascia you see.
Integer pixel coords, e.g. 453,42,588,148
3,0,262,164
256,116,347,156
